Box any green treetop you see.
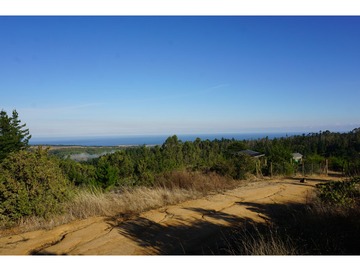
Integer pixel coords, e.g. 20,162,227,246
0,110,31,161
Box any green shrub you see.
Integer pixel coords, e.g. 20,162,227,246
316,178,360,206
210,159,235,177
95,156,120,189
306,154,325,163
60,158,97,187
0,148,73,225
329,156,345,171
231,154,256,179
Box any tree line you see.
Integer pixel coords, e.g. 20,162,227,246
59,135,255,189
249,129,360,174
60,129,360,189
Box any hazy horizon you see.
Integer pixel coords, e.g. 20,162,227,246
29,127,358,139
29,132,303,146
1,16,360,138
29,129,358,147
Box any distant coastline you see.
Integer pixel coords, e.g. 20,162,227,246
30,132,304,147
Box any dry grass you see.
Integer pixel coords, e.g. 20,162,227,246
68,170,238,220
156,170,239,194
1,170,241,235
5,186,199,234
67,186,199,219
223,223,298,255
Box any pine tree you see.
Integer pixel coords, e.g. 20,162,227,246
0,109,31,160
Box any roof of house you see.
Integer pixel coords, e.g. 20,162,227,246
292,153,303,159
239,149,265,158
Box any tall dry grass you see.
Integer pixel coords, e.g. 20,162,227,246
222,223,298,255
68,170,238,220
67,186,199,220
2,170,240,235
156,170,239,194
7,186,199,234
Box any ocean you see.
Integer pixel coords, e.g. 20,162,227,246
30,132,303,147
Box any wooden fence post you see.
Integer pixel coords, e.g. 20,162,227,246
325,159,328,175
302,160,305,177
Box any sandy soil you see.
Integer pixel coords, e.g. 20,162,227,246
0,174,344,255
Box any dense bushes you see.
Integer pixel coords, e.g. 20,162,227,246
316,178,360,206
59,137,258,189
60,158,97,187
0,148,73,225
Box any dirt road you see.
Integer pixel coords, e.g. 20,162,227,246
0,175,341,255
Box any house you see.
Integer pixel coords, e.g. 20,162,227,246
292,153,303,163
238,149,265,158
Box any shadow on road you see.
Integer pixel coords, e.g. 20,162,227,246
110,200,312,255
111,208,249,255
112,195,360,255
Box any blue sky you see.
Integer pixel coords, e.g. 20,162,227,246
1,16,360,138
